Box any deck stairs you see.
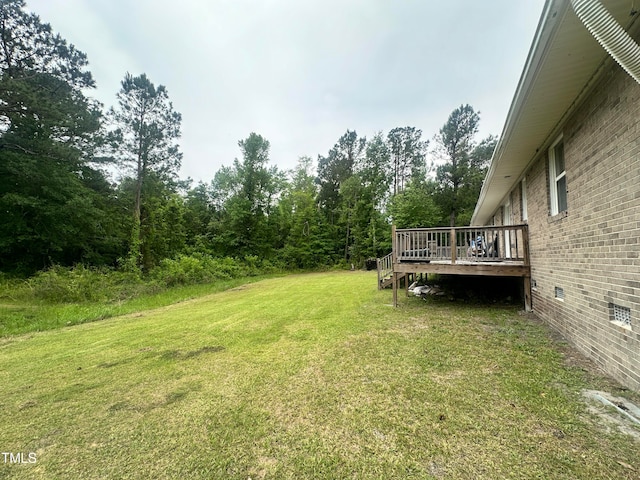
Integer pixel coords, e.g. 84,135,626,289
377,252,407,289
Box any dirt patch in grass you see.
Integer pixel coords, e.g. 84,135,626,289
582,392,640,441
98,358,133,369
160,345,225,360
524,312,640,402
97,345,226,368
516,312,640,444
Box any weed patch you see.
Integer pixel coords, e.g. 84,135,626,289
0,271,282,336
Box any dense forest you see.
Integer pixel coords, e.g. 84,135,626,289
0,0,495,277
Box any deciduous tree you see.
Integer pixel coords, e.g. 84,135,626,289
279,157,334,268
389,179,442,228
209,133,283,258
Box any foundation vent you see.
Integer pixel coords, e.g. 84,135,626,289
610,303,631,327
555,286,565,300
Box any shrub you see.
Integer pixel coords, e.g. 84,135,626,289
213,256,243,280
243,255,260,276
26,265,144,303
0,273,28,302
151,254,208,287
19,254,283,305
150,254,256,287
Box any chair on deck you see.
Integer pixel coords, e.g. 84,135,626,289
467,235,499,258
467,235,486,258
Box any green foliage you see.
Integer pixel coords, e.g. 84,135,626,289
108,73,182,180
12,254,282,307
107,72,183,271
1,0,499,276
26,265,144,303
280,158,340,268
316,130,370,262
141,192,188,267
346,133,394,262
0,0,93,86
432,105,496,226
0,0,121,273
389,179,443,228
152,255,238,286
387,126,428,195
151,254,280,288
209,133,285,258
316,130,366,222
0,154,126,271
119,211,143,274
183,182,216,251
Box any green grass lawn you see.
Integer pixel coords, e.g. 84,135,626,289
0,275,280,336
1,271,638,479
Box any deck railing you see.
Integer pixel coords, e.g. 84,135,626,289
377,252,393,289
393,224,530,265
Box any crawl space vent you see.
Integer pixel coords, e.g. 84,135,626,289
610,303,631,327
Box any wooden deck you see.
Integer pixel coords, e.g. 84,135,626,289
380,225,531,309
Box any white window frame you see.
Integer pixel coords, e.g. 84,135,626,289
549,135,567,216
521,178,528,222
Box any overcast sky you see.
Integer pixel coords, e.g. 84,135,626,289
27,0,547,184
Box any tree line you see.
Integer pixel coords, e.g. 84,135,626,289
0,0,495,275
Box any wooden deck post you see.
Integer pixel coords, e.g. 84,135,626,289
391,225,397,264
522,225,531,267
524,276,532,312
522,224,532,312
392,225,398,307
450,228,457,264
392,272,398,307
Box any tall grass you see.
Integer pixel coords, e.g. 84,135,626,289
0,254,284,336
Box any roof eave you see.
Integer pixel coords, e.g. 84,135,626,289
471,0,565,225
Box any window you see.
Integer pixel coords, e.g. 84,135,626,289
521,178,528,222
549,136,567,215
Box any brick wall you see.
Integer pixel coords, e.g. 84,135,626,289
490,187,524,225
512,60,640,390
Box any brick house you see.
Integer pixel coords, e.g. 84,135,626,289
471,0,640,390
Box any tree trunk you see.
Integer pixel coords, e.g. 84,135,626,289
344,207,351,262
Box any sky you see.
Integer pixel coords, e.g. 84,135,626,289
27,0,547,184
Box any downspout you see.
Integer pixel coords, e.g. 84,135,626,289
570,0,640,84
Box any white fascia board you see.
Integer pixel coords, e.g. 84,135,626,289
471,0,567,225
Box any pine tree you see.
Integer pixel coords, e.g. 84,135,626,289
107,73,182,271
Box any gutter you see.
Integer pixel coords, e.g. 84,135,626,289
571,0,640,84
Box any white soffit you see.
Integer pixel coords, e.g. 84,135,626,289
471,0,639,225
